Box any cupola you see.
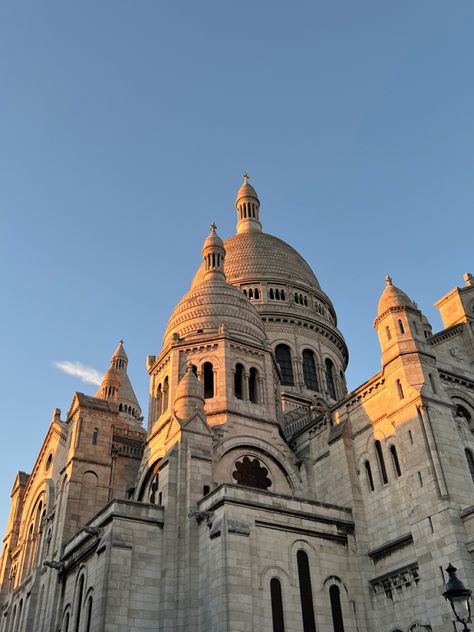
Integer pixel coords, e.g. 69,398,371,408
202,223,225,280
174,362,204,420
235,173,262,234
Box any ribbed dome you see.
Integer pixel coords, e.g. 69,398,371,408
377,276,413,315
163,277,267,347
236,182,259,203
191,231,321,290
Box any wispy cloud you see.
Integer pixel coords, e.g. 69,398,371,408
55,361,103,386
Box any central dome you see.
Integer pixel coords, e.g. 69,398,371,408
191,231,321,291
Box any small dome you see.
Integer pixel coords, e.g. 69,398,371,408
174,363,204,419
102,367,120,385
377,275,413,315
202,223,224,252
236,182,259,204
163,277,266,346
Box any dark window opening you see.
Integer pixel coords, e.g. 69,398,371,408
390,445,402,477
466,449,474,483
397,379,404,400
203,485,210,496
398,319,405,334
325,358,336,399
302,349,319,392
203,362,214,399
249,368,258,404
275,345,294,386
297,550,316,632
269,288,274,299
329,585,345,632
386,326,391,341
92,428,98,445
270,578,285,632
281,290,286,300
85,597,93,632
254,288,260,299
365,461,374,491
74,575,85,632
234,363,244,399
375,440,388,484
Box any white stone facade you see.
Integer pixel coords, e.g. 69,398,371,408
0,180,473,632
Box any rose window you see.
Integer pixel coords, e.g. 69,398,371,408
232,456,272,490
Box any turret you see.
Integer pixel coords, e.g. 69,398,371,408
235,172,262,234
202,223,226,281
374,275,428,368
174,362,205,420
96,341,142,422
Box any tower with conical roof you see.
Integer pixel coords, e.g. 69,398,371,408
96,340,142,422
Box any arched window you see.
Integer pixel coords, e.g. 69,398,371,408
275,289,280,300
281,290,286,300
269,288,274,300
85,596,93,632
294,293,299,304
74,575,85,632
275,345,294,386
243,289,247,297
365,461,375,492
203,362,214,399
270,577,285,632
329,585,345,632
456,404,472,424
398,319,405,334
156,384,162,417
375,440,388,484
396,379,404,400
63,612,70,632
14,600,23,632
302,350,319,391
297,550,316,632
234,364,244,400
390,445,402,477
386,326,391,341
303,296,307,306
92,428,98,445
465,449,474,483
325,358,336,399
162,377,169,412
249,368,258,404
254,288,260,299
248,288,253,299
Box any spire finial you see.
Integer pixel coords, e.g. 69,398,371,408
385,274,393,286
242,172,249,184
210,222,217,233
119,339,124,345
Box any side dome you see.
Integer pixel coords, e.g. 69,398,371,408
163,226,267,347
377,275,413,315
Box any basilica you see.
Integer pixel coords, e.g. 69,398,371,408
1,177,473,632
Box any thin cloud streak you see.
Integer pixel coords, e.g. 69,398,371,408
55,361,103,386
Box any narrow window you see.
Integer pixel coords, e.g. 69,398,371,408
248,288,253,299
386,326,391,341
74,575,85,632
375,440,388,484
275,289,280,300
281,290,286,300
304,296,308,306
92,428,98,445
413,320,419,334
408,429,413,444
294,293,299,304
465,449,474,483
329,585,345,632
203,485,210,496
296,550,316,632
269,289,274,300
249,368,258,403
275,345,294,386
254,288,260,299
243,289,247,297
234,363,244,399
302,350,319,391
203,362,214,399
156,384,162,416
163,377,169,411
396,379,404,400
63,613,70,632
428,373,437,394
398,319,405,334
390,445,401,477
418,471,423,487
85,597,93,632
270,578,285,632
365,461,374,491
325,358,336,399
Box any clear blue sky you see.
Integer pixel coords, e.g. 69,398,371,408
0,1,473,530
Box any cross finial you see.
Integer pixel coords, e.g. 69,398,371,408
210,222,217,233
119,339,124,345
385,274,392,286
242,172,249,184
